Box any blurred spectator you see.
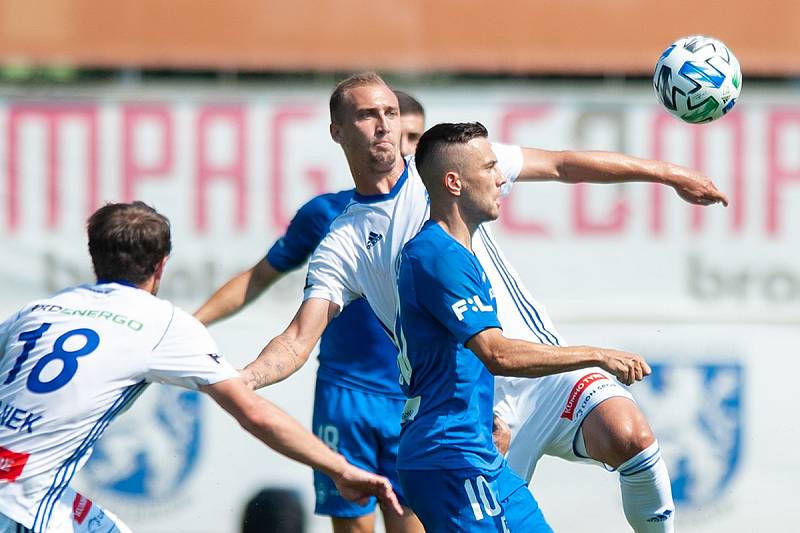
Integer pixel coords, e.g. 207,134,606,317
241,487,306,533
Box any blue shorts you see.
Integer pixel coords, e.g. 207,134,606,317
399,462,552,532
312,379,407,517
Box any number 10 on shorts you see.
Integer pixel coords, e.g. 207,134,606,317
464,475,502,520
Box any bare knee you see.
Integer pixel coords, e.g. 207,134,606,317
582,398,656,468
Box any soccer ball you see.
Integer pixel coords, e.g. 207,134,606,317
653,36,741,124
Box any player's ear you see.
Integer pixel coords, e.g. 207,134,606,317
330,122,342,145
444,171,462,197
153,256,168,282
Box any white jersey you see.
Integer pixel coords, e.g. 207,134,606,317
0,283,238,532
306,146,635,481
304,144,527,333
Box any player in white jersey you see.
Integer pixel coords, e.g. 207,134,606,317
241,73,728,532
0,202,401,533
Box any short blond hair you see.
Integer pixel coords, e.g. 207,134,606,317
329,72,388,123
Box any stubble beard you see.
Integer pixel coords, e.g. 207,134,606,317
369,148,397,174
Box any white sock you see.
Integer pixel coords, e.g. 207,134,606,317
618,441,675,533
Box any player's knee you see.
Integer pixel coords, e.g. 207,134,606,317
613,421,656,462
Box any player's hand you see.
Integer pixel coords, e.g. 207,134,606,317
667,165,729,207
334,464,404,516
492,414,512,456
598,349,652,386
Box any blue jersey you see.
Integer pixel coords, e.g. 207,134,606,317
395,221,503,471
266,190,401,397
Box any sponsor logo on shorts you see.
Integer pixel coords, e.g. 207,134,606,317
573,381,615,421
560,372,608,420
0,446,29,481
72,493,93,525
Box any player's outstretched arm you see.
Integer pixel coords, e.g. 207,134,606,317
467,328,651,385
241,297,338,390
194,259,283,326
516,148,729,207
201,377,403,515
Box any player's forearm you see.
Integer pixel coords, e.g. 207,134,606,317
518,148,727,206
241,397,349,479
549,150,670,185
241,333,311,390
483,340,604,378
195,263,278,326
195,273,253,325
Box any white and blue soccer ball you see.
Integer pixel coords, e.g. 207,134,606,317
653,35,741,124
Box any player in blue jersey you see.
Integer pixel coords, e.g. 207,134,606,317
242,73,729,533
394,122,651,531
194,92,427,533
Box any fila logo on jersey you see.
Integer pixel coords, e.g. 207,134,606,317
451,295,493,321
207,353,221,364
366,231,383,249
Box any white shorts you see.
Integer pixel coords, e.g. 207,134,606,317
0,487,131,533
495,367,635,482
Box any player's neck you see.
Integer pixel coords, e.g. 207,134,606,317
431,206,476,252
350,156,405,196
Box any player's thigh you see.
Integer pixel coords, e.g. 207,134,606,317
505,369,635,478
312,380,380,517
399,465,549,532
374,396,407,498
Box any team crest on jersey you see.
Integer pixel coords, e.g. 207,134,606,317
632,362,743,508
79,386,202,503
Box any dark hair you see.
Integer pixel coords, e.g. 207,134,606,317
87,201,171,285
241,488,306,533
394,90,425,117
415,122,488,183
329,71,388,123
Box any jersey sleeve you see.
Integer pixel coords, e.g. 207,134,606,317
265,197,330,273
146,306,240,389
491,142,524,197
303,229,360,311
408,250,501,345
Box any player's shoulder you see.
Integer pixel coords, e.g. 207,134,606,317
150,298,216,353
403,223,465,274
296,188,355,222
164,304,210,337
322,198,385,246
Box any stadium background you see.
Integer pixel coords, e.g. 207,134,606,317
1,1,798,531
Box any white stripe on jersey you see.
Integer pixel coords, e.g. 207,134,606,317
0,283,238,530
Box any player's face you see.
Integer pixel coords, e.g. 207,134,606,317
400,113,425,157
332,84,402,173
461,138,506,223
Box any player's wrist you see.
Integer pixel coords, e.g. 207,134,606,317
583,346,608,367
324,453,350,482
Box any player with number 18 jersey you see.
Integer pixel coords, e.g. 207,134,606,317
0,282,238,532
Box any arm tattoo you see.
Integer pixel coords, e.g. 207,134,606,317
245,334,305,389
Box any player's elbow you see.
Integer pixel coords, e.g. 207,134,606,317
481,347,514,376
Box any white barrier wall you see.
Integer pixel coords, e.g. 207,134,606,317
0,82,797,532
